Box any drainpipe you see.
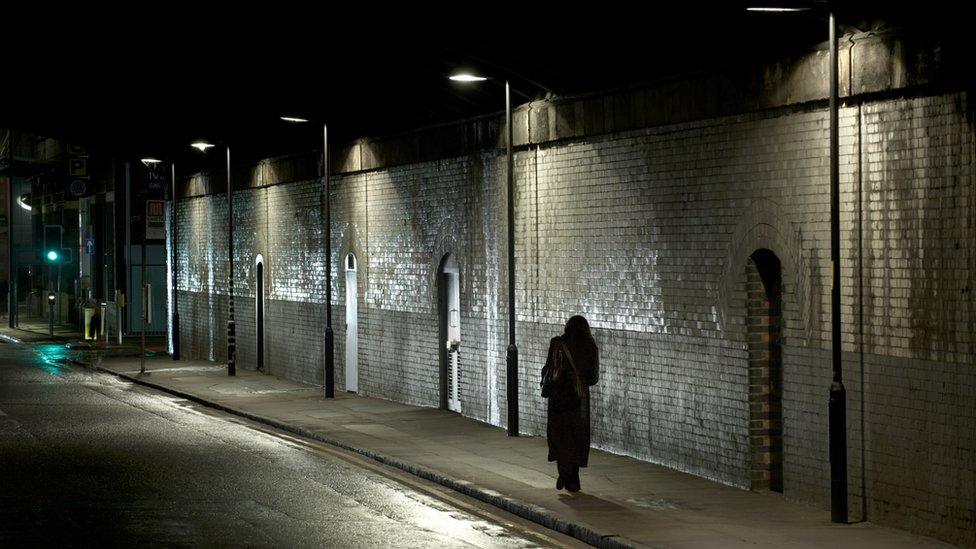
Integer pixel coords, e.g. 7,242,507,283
324,124,334,398
505,81,519,436
226,145,236,376
827,10,849,524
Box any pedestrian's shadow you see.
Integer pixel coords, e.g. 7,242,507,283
557,491,633,514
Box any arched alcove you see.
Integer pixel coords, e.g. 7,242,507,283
255,254,265,373
747,248,783,492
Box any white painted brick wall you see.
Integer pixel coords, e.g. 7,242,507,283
173,92,975,545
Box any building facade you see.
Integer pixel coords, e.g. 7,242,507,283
172,31,975,545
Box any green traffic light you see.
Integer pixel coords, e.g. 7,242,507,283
47,250,59,262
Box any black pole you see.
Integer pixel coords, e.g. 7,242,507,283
505,81,519,437
226,146,236,376
140,238,146,374
827,10,848,524
6,129,14,328
170,162,180,360
323,124,334,398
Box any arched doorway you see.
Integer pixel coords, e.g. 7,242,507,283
345,253,358,393
255,254,265,373
746,249,783,492
438,253,461,412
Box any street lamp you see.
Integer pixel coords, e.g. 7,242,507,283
6,128,14,329
280,115,335,398
748,4,847,523
170,160,180,360
192,140,236,376
141,157,181,360
449,72,519,436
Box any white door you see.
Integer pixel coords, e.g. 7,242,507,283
255,256,265,372
345,256,358,393
448,341,461,412
446,271,461,412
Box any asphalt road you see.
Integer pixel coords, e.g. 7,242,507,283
0,340,583,548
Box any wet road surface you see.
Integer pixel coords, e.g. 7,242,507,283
0,341,583,547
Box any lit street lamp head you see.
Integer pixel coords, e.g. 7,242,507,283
449,73,487,83
16,193,31,212
280,116,309,123
746,6,809,11
141,157,162,167
191,141,215,152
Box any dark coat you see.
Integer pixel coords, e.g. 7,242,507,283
544,334,599,466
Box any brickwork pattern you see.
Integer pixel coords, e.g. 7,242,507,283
173,93,975,545
746,253,784,492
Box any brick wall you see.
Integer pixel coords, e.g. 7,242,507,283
746,251,784,492
172,90,975,545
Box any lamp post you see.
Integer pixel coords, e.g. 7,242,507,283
170,161,180,360
143,157,180,361
747,4,847,522
825,10,848,525
192,140,235,376
139,157,162,375
280,116,334,398
6,128,15,329
449,73,518,436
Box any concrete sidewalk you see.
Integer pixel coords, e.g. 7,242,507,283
0,321,86,343
47,351,955,548
0,321,166,354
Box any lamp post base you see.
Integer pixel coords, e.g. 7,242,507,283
507,344,519,436
829,380,848,523
227,319,236,376
324,326,334,397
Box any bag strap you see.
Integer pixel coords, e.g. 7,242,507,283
558,340,577,372
557,339,584,398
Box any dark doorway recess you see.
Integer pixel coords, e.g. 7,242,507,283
746,249,783,493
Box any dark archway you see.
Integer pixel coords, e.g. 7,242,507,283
747,249,783,492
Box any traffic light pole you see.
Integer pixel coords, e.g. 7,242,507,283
47,247,57,336
48,292,54,336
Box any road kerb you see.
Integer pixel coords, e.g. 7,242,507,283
93,362,644,549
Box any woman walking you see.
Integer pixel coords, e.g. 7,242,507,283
542,315,599,492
